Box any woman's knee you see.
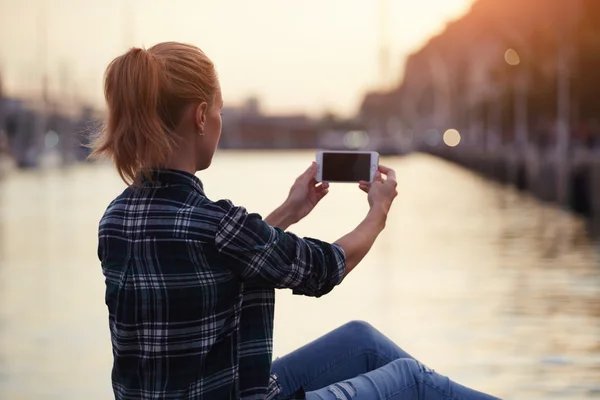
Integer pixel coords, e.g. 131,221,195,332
339,320,385,347
336,321,414,363
341,320,377,337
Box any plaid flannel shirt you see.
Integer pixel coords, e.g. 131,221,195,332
98,169,346,399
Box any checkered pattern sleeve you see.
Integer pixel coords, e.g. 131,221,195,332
214,200,346,297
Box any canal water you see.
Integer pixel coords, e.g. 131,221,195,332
0,151,598,399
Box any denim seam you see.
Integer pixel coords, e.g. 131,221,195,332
302,351,396,393
382,382,418,400
378,365,454,400
419,379,454,400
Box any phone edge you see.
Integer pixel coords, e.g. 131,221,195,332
315,150,324,182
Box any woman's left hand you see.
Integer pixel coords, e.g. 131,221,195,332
283,162,329,224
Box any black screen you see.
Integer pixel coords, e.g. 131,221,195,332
322,152,372,182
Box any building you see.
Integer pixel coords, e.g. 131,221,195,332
359,0,597,151
219,98,321,150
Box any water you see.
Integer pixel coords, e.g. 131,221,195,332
0,151,598,399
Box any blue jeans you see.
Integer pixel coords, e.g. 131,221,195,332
272,321,500,400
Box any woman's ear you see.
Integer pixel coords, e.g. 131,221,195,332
195,102,209,133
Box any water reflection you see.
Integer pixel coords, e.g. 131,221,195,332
0,152,598,400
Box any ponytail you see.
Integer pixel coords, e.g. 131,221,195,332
89,47,174,185
89,42,219,185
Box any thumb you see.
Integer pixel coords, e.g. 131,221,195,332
373,170,383,183
301,162,317,179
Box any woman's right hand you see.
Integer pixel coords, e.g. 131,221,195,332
334,165,398,278
358,165,398,213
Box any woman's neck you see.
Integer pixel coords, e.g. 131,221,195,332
164,137,197,175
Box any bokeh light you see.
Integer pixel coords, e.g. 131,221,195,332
504,48,520,66
443,129,461,147
343,130,370,149
425,129,441,147
44,131,59,148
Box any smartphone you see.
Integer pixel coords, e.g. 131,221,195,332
315,150,379,183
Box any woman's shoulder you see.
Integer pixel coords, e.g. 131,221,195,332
99,184,249,228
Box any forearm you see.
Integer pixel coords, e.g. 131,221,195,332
264,203,296,230
334,206,387,277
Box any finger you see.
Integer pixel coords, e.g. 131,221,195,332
358,183,370,193
316,188,329,199
315,181,329,189
377,164,392,174
378,165,396,181
302,162,317,179
373,171,384,183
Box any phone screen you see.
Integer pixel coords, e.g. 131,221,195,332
322,152,372,182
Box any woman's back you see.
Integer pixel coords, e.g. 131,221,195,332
98,168,343,398
100,169,253,398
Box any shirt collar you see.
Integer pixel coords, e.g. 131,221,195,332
140,169,205,195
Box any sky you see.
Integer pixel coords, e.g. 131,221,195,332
0,0,474,117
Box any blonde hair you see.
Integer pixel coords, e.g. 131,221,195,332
89,42,219,185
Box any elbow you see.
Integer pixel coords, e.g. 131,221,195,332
290,262,345,298
292,280,337,298
286,238,346,297
286,258,341,297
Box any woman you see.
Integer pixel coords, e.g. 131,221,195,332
92,42,499,400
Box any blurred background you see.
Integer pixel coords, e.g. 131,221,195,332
0,0,599,399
